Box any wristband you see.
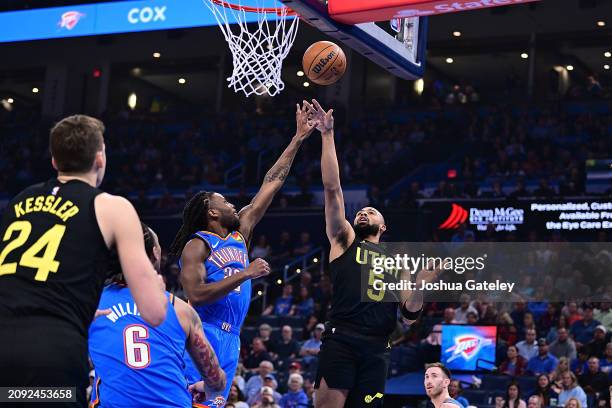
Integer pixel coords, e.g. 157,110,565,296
401,303,422,320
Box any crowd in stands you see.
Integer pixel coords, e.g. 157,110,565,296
2,92,612,408
2,98,612,217
412,299,612,408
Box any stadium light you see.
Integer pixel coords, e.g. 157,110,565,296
566,65,574,71
414,78,424,96
296,268,301,273
257,290,263,296
7,98,14,104
32,87,39,93
313,258,318,263
452,31,461,37
605,52,612,58
178,78,186,84
153,52,161,58
303,82,310,87
521,53,529,59
128,93,137,110
277,279,282,285
597,21,606,27
446,57,454,64
297,70,304,77
605,65,610,70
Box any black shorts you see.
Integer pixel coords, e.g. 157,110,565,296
315,327,390,408
0,316,88,407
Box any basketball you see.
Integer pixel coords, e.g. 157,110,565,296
302,41,347,86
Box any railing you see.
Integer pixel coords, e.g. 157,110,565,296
283,247,326,283
224,161,244,187
250,278,269,314
249,247,326,312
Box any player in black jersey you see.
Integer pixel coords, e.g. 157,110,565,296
0,115,167,407
306,100,438,408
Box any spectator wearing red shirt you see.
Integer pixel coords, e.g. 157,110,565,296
564,302,583,326
499,345,528,376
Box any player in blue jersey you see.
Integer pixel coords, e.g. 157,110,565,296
169,102,316,406
424,363,463,408
89,223,226,408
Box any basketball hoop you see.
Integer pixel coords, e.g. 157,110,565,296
203,0,300,97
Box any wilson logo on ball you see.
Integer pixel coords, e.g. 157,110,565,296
312,51,337,74
303,41,347,85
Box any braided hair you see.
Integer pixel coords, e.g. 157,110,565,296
169,191,213,257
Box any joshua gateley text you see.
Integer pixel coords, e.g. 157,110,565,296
372,279,515,293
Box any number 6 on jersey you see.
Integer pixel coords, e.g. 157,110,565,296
124,324,151,369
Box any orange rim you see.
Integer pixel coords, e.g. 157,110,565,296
210,0,298,16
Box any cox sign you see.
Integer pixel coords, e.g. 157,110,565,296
127,6,167,24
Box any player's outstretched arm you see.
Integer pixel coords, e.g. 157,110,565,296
308,100,353,254
238,102,315,242
95,194,167,326
399,261,442,325
180,238,271,306
174,297,226,393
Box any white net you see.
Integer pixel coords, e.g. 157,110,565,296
203,0,300,97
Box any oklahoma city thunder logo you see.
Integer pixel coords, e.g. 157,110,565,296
445,335,492,363
212,396,226,407
58,11,85,30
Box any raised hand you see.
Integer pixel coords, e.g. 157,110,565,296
245,258,271,279
295,102,316,142
305,99,334,133
415,259,444,287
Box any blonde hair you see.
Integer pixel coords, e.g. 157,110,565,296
551,357,570,382
562,371,578,389
564,398,582,408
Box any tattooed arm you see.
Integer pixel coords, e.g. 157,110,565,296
238,102,314,242
174,296,226,392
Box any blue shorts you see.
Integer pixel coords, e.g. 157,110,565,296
184,323,241,407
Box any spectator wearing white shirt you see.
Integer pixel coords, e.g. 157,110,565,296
454,294,479,324
516,329,539,361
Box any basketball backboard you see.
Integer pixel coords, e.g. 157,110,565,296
281,0,428,80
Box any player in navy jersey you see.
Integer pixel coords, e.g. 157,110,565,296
89,223,226,408
169,102,315,406
0,115,166,407
424,363,463,408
